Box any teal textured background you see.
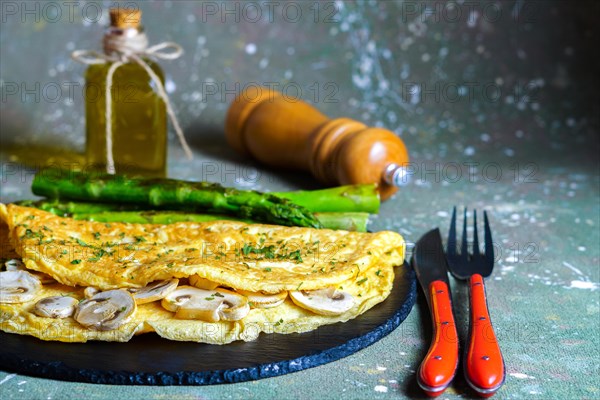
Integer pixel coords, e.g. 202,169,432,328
1,1,598,398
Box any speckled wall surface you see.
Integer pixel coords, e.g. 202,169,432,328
1,1,599,399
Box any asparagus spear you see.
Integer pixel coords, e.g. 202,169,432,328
32,169,322,228
73,211,369,232
19,187,379,214
22,182,379,215
31,170,380,216
272,184,379,213
312,212,368,232
16,200,368,232
77,211,247,224
17,200,138,215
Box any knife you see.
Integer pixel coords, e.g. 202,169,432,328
412,228,459,396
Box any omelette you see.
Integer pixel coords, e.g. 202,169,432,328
0,203,405,344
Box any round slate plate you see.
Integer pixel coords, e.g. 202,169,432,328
0,263,416,385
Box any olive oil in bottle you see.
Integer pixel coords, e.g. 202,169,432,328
85,8,167,176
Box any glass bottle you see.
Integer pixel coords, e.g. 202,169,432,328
85,8,167,176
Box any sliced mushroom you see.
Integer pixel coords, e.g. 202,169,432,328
188,275,219,290
160,286,198,312
236,289,287,309
161,285,250,322
33,296,78,318
0,270,42,303
127,279,179,304
4,259,24,270
289,287,354,316
84,287,99,299
4,258,56,284
74,289,136,331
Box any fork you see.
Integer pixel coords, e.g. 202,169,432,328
447,208,505,397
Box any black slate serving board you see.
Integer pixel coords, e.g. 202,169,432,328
0,264,416,385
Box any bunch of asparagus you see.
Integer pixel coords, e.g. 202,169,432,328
26,169,380,232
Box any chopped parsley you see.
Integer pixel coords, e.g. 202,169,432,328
357,277,368,285
75,238,89,247
288,250,303,263
88,249,107,262
242,243,252,256
71,259,82,265
21,229,43,240
242,243,276,259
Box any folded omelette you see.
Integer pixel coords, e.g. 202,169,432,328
0,203,405,344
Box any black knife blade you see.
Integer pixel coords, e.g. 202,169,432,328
411,228,458,397
413,228,451,307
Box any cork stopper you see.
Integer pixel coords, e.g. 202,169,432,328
109,8,142,29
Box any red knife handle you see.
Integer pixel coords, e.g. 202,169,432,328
466,274,505,397
418,280,459,397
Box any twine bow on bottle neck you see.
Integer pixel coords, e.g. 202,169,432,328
72,29,192,174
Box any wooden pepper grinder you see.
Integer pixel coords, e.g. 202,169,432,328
225,87,409,200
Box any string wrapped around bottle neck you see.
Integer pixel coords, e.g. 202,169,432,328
72,28,192,174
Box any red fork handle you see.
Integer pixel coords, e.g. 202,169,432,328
418,280,459,397
466,274,506,397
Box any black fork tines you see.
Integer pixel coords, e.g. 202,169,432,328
461,207,468,259
447,207,458,257
446,207,495,278
472,210,480,256
483,210,494,267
